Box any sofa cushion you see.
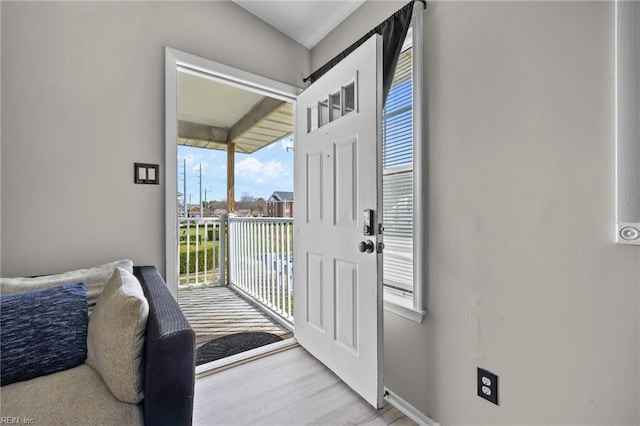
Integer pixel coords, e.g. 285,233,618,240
0,283,88,386
0,259,134,314
0,363,143,426
87,268,149,404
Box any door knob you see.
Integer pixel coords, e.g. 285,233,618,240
358,240,375,253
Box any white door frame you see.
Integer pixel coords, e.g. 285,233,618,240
164,47,301,297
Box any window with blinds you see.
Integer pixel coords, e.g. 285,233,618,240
383,32,414,294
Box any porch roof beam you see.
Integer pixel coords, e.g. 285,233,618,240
228,97,285,142
178,120,229,144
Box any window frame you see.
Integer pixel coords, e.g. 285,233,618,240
382,6,425,323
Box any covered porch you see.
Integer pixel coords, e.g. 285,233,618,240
177,215,294,343
178,286,292,349
176,70,296,345
177,69,294,215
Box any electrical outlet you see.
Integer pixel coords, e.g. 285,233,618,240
477,367,498,405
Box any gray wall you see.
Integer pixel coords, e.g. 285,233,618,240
1,1,309,277
314,1,640,424
3,0,639,422
0,1,3,275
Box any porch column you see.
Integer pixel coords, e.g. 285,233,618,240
226,142,234,286
227,142,235,213
218,213,227,286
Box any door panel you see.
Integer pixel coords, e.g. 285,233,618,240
335,138,358,226
335,259,358,353
306,152,324,224
294,35,384,408
306,252,325,331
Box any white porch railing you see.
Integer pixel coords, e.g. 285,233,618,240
178,217,224,287
228,217,294,325
178,215,294,327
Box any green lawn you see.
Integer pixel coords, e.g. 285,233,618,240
231,223,293,253
180,240,219,275
179,225,219,243
178,222,294,293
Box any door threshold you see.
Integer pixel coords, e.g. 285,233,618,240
195,337,298,379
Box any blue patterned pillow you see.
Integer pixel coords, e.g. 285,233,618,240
0,283,88,386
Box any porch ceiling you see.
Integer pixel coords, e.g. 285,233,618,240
177,70,293,154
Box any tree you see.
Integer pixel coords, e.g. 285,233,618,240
234,193,267,216
256,198,267,216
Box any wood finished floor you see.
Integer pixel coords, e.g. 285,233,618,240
194,346,416,426
178,286,292,348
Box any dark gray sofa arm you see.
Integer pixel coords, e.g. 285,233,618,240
134,266,195,426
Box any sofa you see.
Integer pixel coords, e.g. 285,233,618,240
0,260,195,426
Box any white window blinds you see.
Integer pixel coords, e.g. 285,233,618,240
382,41,414,293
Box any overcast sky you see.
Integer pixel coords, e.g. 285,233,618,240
177,135,294,205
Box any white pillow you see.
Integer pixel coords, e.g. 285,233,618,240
86,267,149,404
0,259,133,314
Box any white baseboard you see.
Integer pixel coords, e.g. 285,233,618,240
384,387,439,426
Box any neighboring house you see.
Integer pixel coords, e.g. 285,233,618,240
187,205,201,217
267,191,294,218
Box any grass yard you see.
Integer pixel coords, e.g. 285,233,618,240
231,223,294,254
180,240,220,275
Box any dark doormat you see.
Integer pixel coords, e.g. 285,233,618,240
196,332,284,366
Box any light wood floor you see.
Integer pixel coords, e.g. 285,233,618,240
194,346,415,426
178,286,292,348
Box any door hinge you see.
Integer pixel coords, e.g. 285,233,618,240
377,242,384,253
378,224,384,234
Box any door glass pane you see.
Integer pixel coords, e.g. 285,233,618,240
318,99,329,127
307,105,318,133
308,81,356,133
343,83,355,114
330,91,342,122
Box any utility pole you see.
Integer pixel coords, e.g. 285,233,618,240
182,159,187,218
204,188,210,217
198,163,203,218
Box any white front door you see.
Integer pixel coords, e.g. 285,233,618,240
293,35,384,408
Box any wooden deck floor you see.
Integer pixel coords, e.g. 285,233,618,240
178,286,292,348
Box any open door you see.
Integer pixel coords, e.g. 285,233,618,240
293,35,384,408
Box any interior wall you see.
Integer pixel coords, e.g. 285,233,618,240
1,1,309,277
0,1,3,275
313,1,640,424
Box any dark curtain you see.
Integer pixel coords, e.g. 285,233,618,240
302,0,423,106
